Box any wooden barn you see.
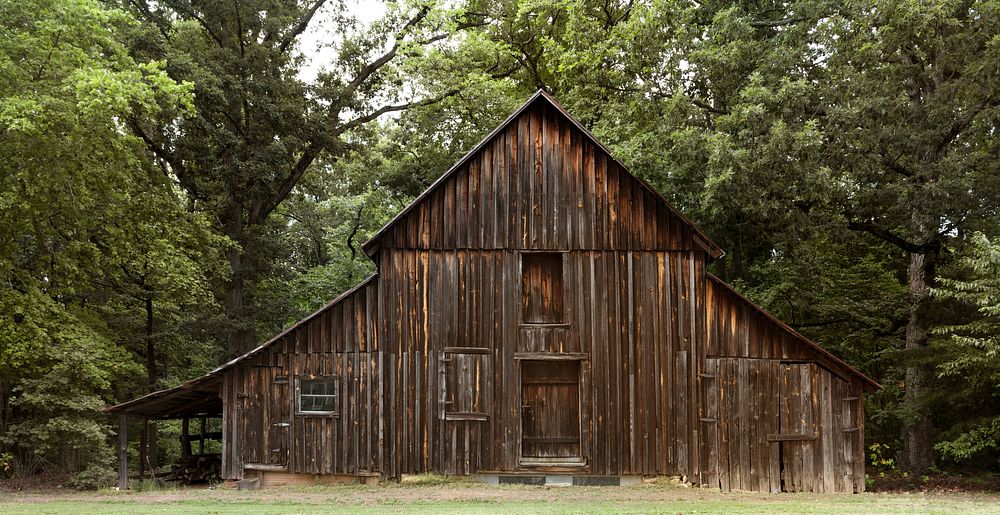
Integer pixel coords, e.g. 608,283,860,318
107,90,880,493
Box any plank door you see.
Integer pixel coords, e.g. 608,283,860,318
268,369,290,466
777,363,817,493
520,360,581,460
240,366,290,467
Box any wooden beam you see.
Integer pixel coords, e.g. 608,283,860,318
244,463,288,472
766,433,817,442
199,417,206,454
181,417,191,460
138,418,148,477
513,352,588,361
117,415,128,490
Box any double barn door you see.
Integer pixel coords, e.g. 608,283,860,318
704,357,862,492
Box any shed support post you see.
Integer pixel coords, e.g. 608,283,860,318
117,415,128,490
199,416,206,454
138,418,148,477
181,417,191,460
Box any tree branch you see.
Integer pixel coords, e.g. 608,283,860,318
846,220,929,253
928,94,1000,161
177,5,225,47
750,17,809,27
277,0,327,53
691,98,728,115
126,118,185,178
251,6,472,223
255,88,460,223
339,89,461,134
129,0,171,39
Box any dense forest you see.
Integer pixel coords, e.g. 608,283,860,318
2,0,999,488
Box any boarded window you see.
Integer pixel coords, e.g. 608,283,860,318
297,376,338,415
521,253,564,323
440,349,490,421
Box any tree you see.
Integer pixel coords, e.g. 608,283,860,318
0,0,204,485
821,0,1000,472
931,233,1000,467
122,0,487,355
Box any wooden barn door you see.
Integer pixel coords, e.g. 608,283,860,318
238,366,290,468
775,363,817,493
520,360,581,463
268,370,290,466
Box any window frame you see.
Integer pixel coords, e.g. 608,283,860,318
519,250,569,326
295,375,339,417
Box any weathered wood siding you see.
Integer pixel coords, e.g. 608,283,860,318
221,278,382,480
378,247,708,478
701,276,866,492
371,101,713,254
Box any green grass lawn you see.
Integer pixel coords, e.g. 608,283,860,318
2,478,998,514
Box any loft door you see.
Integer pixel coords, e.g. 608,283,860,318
520,360,581,462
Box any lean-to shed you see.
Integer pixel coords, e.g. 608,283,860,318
107,90,880,492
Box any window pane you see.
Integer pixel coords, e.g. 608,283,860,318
300,378,337,413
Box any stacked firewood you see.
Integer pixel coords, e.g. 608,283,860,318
166,454,222,484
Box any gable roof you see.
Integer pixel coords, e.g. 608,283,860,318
362,89,724,258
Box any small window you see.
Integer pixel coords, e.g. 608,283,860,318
297,377,337,415
521,252,565,324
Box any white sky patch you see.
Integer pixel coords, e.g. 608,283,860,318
298,0,388,83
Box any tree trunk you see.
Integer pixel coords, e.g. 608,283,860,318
222,188,258,357
144,296,158,472
0,380,9,437
225,245,257,357
901,243,935,473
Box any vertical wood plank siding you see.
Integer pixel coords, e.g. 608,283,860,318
221,278,381,479
375,103,704,254
213,95,870,493
703,277,867,492
379,249,704,477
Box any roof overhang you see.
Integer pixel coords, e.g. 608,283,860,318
104,374,222,419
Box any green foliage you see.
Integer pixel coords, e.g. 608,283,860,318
0,0,218,486
931,233,1000,466
869,443,898,475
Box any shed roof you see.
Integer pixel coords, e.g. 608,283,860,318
104,274,378,418
104,374,221,419
707,273,881,392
